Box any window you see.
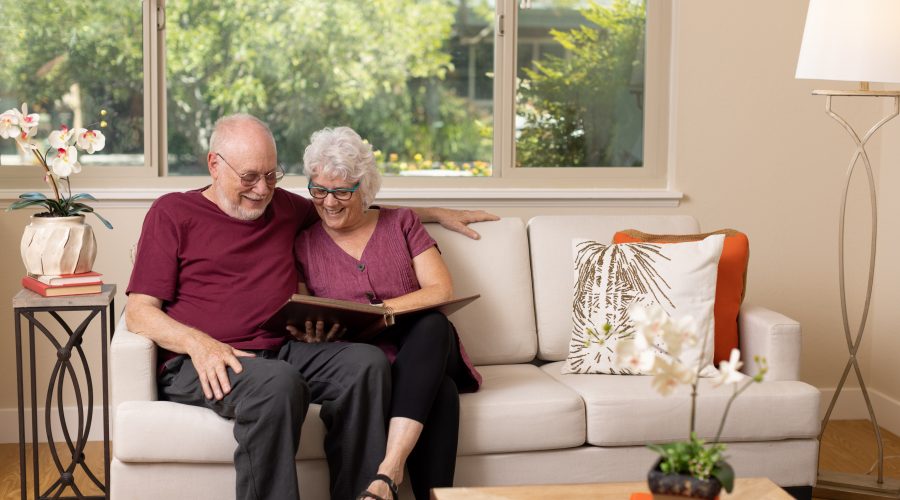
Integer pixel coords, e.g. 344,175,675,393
1,0,669,189
515,1,645,168
0,0,145,169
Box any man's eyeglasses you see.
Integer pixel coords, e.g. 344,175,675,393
307,181,361,201
216,153,285,187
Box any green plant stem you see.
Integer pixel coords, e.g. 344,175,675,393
31,148,60,202
691,327,712,435
713,379,755,443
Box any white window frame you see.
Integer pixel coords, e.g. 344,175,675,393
1,0,679,206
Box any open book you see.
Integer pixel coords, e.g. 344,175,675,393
260,294,480,341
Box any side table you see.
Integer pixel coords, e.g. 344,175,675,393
13,285,116,500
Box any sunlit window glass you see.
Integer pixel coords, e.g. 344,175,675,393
515,0,645,168
0,0,144,168
166,0,494,177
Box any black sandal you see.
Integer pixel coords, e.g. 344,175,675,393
356,473,399,500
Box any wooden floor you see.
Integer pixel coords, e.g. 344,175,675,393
0,420,896,499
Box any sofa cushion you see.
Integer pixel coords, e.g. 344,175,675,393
529,215,701,361
563,235,723,375
458,364,586,455
614,229,750,365
116,364,586,463
114,401,328,463
541,361,820,446
425,219,538,365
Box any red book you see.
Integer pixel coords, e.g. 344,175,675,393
21,276,103,297
28,271,103,286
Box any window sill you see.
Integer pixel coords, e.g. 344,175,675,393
0,187,682,208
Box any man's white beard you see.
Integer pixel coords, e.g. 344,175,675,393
215,182,267,221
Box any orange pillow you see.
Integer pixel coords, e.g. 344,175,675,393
613,229,749,365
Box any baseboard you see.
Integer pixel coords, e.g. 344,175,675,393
0,406,107,444
819,387,900,436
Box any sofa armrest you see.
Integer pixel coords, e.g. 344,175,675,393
111,314,158,412
738,305,801,382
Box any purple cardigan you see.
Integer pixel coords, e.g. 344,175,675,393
294,207,481,392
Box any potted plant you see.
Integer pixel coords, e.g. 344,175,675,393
1,103,112,276
614,304,767,499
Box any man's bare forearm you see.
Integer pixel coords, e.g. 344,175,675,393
125,294,209,356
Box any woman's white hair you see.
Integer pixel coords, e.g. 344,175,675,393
303,127,381,207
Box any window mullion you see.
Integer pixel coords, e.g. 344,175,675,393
494,0,518,178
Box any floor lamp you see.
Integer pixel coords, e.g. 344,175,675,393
796,1,900,499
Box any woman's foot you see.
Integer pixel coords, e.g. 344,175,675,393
358,473,399,500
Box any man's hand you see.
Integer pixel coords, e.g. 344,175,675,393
286,320,343,343
431,207,499,240
187,334,256,400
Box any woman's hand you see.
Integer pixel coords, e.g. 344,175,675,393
286,320,344,343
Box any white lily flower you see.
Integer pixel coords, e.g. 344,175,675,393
0,110,20,139
75,128,105,153
49,126,75,150
49,147,80,177
651,357,694,396
713,348,745,387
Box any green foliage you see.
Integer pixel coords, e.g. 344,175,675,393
163,0,489,172
517,0,645,168
649,433,735,493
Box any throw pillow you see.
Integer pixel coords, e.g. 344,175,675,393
613,229,749,365
562,235,724,375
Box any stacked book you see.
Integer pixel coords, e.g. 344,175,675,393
21,272,103,297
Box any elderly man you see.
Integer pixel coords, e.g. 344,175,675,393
125,114,496,500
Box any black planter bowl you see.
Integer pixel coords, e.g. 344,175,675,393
647,458,723,499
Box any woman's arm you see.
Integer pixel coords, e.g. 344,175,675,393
382,247,453,312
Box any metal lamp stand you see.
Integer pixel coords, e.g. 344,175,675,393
812,89,900,500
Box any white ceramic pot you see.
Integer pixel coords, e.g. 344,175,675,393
20,215,97,276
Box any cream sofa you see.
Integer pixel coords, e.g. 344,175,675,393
110,215,820,499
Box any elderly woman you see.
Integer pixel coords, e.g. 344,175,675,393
293,127,481,500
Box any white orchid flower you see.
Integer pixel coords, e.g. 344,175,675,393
616,334,657,372
713,348,745,387
49,147,81,177
14,103,40,137
651,357,694,396
661,315,697,358
15,129,39,150
75,128,105,153
0,110,20,139
48,126,75,150
628,302,668,342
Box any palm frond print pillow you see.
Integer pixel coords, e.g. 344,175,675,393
561,234,724,375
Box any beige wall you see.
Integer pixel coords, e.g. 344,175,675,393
3,0,900,441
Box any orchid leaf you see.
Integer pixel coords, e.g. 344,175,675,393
91,211,114,229
69,193,98,202
7,199,52,211
18,192,49,200
712,460,734,493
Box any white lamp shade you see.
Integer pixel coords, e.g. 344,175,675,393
796,0,900,84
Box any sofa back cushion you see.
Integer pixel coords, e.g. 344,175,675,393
425,218,538,365
528,215,701,361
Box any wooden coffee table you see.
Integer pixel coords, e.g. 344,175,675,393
431,477,793,499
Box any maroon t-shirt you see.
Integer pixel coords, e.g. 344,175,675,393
127,187,319,363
